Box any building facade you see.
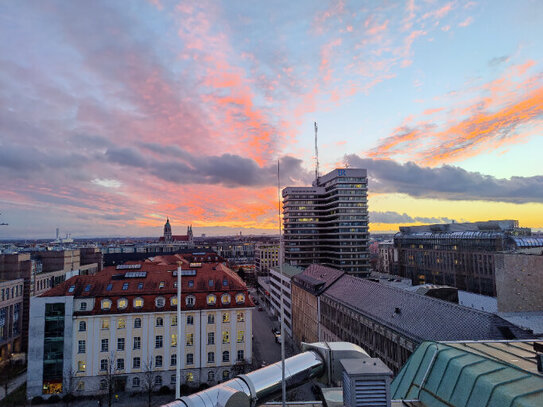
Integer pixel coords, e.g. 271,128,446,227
255,244,279,276
283,168,369,277
394,220,543,296
268,264,302,337
27,258,253,399
0,278,24,361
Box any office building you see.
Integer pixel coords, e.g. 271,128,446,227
282,168,369,276
254,243,279,276
27,257,253,399
394,220,543,296
0,278,24,362
268,264,302,337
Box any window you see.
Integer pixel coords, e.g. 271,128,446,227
101,319,110,329
187,315,194,325
155,376,162,386
156,317,163,327
186,295,195,307
68,285,75,293
155,335,163,348
133,377,140,387
134,337,141,350
208,279,214,287
208,371,215,381
84,284,91,292
222,351,229,362
118,319,126,329
222,331,229,344
117,359,124,370
117,298,128,309
186,372,194,382
186,353,194,365
171,374,176,385
101,299,112,310
188,280,194,288
78,361,86,372
172,315,177,326
78,340,86,354
100,379,107,390
133,357,141,369
170,354,177,366
222,370,229,380
186,333,194,346
134,297,144,308
237,312,244,322
207,352,215,363
171,334,177,347
117,338,125,351
170,296,177,306
100,359,107,371
77,381,84,391
237,330,244,343
101,339,109,352
222,278,228,287
237,350,244,361
159,281,165,289
222,313,230,323
206,294,217,305
134,318,141,328
208,332,214,345
80,302,87,311
155,296,165,308
122,282,129,290
79,321,86,332
137,282,143,290
208,314,215,324
155,355,163,367
106,283,112,291
235,293,245,304
221,294,231,305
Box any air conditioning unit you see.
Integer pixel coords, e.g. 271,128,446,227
341,358,393,407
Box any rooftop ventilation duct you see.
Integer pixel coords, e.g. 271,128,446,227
341,358,393,407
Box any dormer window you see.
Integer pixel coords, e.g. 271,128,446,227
188,280,194,288
221,294,231,305
117,298,128,310
208,280,214,287
222,279,228,287
68,285,75,293
122,282,129,290
106,283,113,291
134,297,144,309
137,282,143,290
84,284,91,292
186,295,196,307
206,294,217,306
155,296,165,308
159,281,165,289
235,293,245,304
80,302,87,311
170,296,178,306
101,299,112,310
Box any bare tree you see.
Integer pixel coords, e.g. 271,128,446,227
141,359,158,407
231,359,249,376
99,354,118,407
63,368,77,407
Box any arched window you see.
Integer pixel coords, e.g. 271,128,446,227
155,355,163,367
133,297,144,309
156,317,163,327
208,314,215,324
101,299,112,310
134,318,141,328
222,351,229,362
222,370,230,380
132,377,140,387
79,321,86,332
221,293,231,305
170,296,177,306
206,294,217,305
208,371,215,382
154,375,162,386
235,293,245,304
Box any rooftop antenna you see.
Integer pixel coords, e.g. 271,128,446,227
314,122,320,185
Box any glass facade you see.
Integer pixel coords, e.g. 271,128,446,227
43,303,64,394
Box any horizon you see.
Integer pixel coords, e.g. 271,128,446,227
1,1,542,238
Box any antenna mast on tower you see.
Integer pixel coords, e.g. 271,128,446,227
314,122,319,185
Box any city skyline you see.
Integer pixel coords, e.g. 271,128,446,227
1,0,542,238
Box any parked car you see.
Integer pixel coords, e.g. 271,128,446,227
258,306,263,311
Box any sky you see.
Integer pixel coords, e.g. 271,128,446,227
1,0,542,239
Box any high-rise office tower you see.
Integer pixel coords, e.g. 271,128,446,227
282,168,369,276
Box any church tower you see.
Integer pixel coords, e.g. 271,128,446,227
164,218,172,242
187,225,193,243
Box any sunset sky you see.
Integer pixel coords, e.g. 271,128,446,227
1,0,542,238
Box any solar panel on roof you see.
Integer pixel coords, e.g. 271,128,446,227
116,264,142,270
173,269,196,276
124,271,147,278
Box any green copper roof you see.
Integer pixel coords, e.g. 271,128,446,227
391,341,543,407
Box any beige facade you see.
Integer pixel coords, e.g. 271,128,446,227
291,284,319,344
255,244,279,276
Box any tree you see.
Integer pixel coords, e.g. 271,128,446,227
141,359,158,407
231,359,249,376
0,352,13,400
63,368,77,407
99,354,118,407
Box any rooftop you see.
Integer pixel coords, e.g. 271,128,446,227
292,264,344,295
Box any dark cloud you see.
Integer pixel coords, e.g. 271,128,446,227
345,155,543,204
370,211,454,224
489,55,510,66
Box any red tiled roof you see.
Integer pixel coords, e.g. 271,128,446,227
41,260,253,315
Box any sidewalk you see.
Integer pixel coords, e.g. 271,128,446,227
0,371,26,400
